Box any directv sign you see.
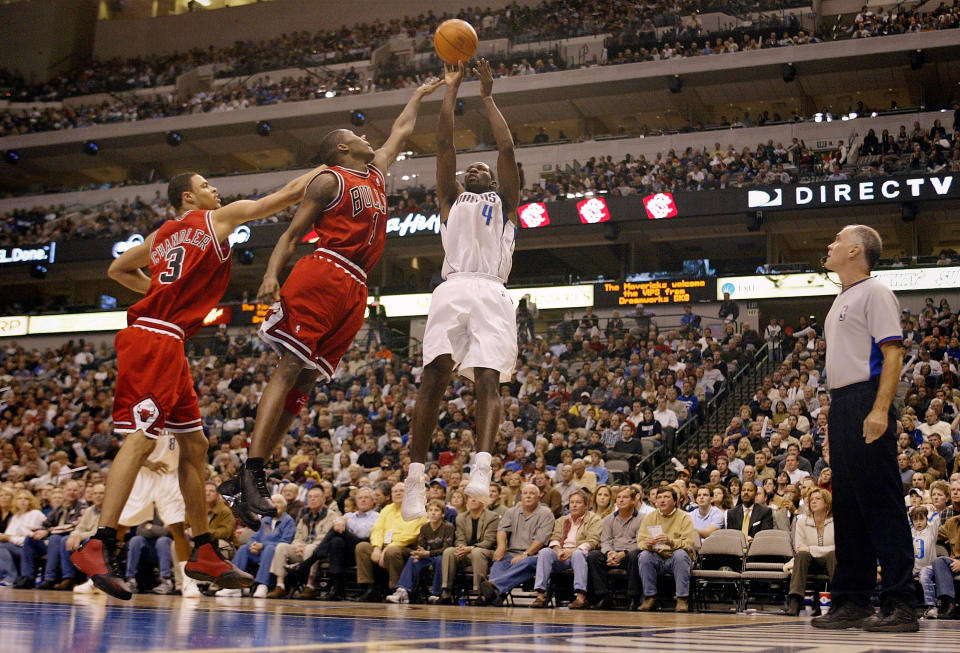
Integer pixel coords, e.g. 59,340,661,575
0,243,56,265
746,175,958,211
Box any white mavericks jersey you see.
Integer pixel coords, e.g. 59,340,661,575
147,432,180,472
440,191,516,282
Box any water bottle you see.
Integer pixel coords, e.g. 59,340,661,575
458,589,466,607
804,595,814,616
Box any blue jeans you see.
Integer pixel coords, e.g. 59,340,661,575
930,557,957,600
533,548,589,593
234,542,279,586
21,537,46,581
43,534,76,582
126,536,174,579
489,553,539,596
396,554,442,596
0,542,23,582
638,549,691,598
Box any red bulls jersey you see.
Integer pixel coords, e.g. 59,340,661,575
311,164,387,275
128,209,231,340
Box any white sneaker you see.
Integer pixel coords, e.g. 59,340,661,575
924,606,939,619
73,579,99,595
464,452,492,503
253,584,268,598
181,577,202,598
215,588,242,597
386,587,409,604
401,465,427,521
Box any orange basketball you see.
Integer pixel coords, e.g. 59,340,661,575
434,19,478,64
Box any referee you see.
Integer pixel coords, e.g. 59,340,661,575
812,225,918,632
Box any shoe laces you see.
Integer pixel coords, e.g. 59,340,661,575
251,467,271,498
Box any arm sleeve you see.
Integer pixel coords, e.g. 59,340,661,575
866,284,904,344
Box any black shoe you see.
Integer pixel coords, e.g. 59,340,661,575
38,580,56,590
811,601,874,630
863,602,920,632
353,588,379,603
939,597,955,618
318,590,343,601
217,476,240,498
786,595,802,616
478,580,501,606
224,494,263,530
14,576,33,589
239,464,278,517
593,597,612,610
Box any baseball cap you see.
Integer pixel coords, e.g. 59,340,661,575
908,488,923,498
429,478,447,489
580,392,591,399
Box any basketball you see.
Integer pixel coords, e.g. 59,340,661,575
434,19,478,64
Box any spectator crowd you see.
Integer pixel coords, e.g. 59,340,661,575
1,288,957,614
3,0,959,139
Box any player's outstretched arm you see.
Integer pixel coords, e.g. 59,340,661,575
475,58,519,218
437,62,465,218
108,231,156,294
373,77,443,172
209,165,328,241
257,173,338,304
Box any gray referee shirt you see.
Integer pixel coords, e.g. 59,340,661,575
823,276,902,389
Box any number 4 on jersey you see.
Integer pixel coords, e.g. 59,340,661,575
482,204,494,225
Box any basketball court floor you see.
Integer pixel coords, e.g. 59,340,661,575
1,590,956,652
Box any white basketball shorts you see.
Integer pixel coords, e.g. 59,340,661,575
422,273,518,382
118,469,186,527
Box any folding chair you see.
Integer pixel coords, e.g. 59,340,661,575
740,530,793,612
691,531,745,612
605,459,631,485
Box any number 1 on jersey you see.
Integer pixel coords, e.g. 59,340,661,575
368,212,380,245
482,204,494,225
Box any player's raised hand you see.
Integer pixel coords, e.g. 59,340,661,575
443,61,465,88
416,76,444,97
258,275,281,305
474,58,493,97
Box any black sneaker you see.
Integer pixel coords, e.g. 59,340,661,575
863,602,920,632
217,476,240,499
224,493,263,530
239,463,278,517
811,601,874,629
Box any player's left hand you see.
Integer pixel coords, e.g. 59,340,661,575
863,407,888,443
416,76,443,97
145,460,169,474
474,58,493,97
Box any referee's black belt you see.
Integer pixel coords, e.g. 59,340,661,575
829,377,879,400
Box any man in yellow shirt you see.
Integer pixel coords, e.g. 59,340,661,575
636,485,695,612
354,482,426,601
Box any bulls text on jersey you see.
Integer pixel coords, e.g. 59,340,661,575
150,226,214,266
350,185,387,217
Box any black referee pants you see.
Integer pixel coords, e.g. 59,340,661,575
829,380,914,608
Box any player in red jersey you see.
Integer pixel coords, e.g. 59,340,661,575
71,167,324,599
228,77,442,518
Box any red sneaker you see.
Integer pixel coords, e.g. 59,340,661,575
185,542,254,589
70,538,132,600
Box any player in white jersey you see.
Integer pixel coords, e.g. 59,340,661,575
402,59,520,520
117,431,200,596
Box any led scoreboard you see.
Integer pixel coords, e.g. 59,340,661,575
594,278,716,307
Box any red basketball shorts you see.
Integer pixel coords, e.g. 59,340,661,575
259,250,368,380
112,321,202,438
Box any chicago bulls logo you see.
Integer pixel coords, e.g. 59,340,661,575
132,397,160,432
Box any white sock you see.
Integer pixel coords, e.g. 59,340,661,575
475,452,492,469
408,462,425,481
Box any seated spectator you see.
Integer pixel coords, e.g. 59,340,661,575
928,514,960,618
534,473,563,517
690,486,726,547
124,511,176,595
0,489,46,587
354,482,426,602
478,484,554,606
530,490,602,608
286,486,379,600
24,479,86,590
438,495,500,603
786,488,835,615
586,486,644,609
386,499,455,603
571,459,597,494
724,480,773,542
910,505,940,619
636,486,695,612
217,494,295,597
266,486,338,598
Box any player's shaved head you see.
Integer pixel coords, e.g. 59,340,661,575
316,129,352,165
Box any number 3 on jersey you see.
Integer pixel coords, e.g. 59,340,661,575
482,204,495,225
158,246,185,284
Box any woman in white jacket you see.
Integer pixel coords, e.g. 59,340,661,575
0,490,46,586
787,488,835,615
